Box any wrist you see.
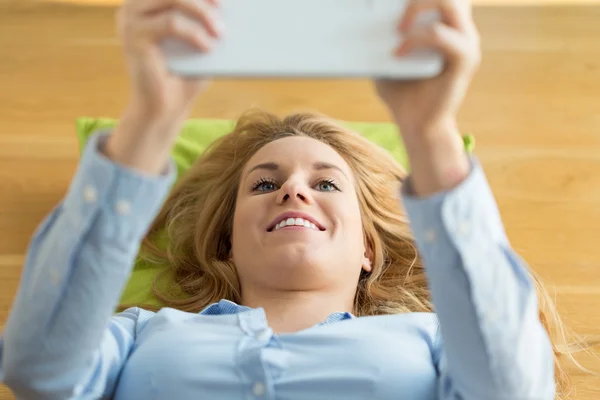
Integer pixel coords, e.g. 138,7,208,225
396,115,459,142
401,121,471,197
104,105,183,175
123,101,188,136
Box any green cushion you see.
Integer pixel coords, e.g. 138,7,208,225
75,117,475,309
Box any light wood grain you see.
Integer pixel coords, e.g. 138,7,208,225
1,2,599,399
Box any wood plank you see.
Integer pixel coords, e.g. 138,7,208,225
1,2,599,399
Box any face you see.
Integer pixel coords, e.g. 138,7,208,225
231,136,372,297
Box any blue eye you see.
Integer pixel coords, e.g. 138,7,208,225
316,179,340,192
252,178,279,192
251,178,340,193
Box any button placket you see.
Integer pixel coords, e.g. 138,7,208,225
255,327,273,343
236,309,274,399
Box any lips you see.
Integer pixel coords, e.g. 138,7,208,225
267,211,325,232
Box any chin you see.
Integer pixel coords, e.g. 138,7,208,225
269,247,326,274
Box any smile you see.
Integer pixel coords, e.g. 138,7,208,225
274,217,320,231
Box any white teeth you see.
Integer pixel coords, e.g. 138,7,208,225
273,217,320,231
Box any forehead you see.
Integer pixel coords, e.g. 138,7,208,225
243,136,352,175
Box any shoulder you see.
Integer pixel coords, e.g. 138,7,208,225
114,304,238,335
353,312,442,346
355,311,438,326
112,306,158,336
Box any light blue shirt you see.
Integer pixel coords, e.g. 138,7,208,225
0,131,555,400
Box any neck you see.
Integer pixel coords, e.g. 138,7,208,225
240,288,355,333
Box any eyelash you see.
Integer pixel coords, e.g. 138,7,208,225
251,177,341,192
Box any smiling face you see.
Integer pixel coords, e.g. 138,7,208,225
231,136,372,299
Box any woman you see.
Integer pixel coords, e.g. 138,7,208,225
0,0,575,399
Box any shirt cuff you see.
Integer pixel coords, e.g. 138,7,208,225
400,155,535,321
63,129,178,243
400,156,509,255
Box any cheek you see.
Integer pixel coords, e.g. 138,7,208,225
232,198,265,244
348,208,365,243
331,199,364,241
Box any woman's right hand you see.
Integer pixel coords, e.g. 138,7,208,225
117,0,223,119
105,0,223,174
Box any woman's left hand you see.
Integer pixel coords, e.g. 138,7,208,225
375,0,481,138
375,0,481,197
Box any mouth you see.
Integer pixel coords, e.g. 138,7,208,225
270,218,321,232
267,214,326,232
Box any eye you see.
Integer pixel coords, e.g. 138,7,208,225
316,178,340,192
252,177,279,192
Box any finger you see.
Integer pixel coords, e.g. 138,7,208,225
136,10,215,52
399,0,473,34
125,0,222,38
396,23,480,71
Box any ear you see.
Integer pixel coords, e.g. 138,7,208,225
362,240,373,273
227,237,233,261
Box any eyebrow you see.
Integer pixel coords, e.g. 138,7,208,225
246,161,349,180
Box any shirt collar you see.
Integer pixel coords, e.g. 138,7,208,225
200,299,355,326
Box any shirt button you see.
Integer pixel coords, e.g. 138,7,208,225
115,200,131,215
50,269,60,286
256,328,272,342
457,220,470,235
252,382,265,397
73,383,84,396
485,307,499,325
424,229,436,243
83,185,97,203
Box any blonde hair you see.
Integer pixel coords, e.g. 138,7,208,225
120,108,594,399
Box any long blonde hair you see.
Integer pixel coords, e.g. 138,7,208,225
121,108,593,398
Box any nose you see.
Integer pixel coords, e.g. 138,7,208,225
276,179,313,205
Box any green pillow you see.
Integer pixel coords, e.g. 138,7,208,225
75,117,475,309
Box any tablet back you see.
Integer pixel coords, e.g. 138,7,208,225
162,0,443,79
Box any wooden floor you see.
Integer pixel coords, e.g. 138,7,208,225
1,1,600,398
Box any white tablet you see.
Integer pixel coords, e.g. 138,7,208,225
162,0,444,79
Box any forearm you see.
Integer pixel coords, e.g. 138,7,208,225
104,104,185,175
398,119,471,197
